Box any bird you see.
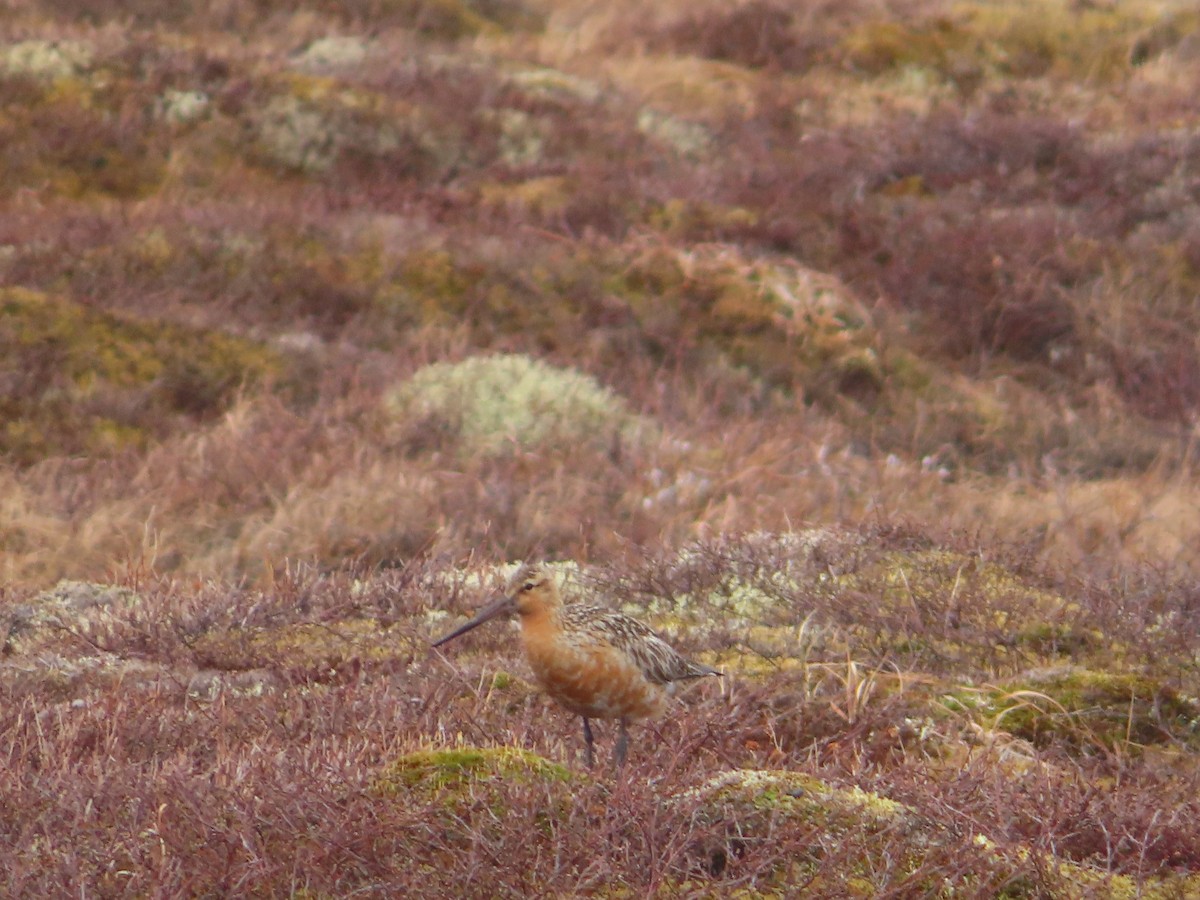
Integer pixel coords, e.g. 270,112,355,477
432,563,722,768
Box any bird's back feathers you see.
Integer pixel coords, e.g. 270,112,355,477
557,604,721,685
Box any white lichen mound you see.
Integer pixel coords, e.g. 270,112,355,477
157,89,210,124
386,353,653,456
509,67,602,102
0,40,91,80
291,36,370,72
5,581,141,655
254,95,341,172
636,107,712,159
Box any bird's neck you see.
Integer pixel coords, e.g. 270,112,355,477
517,602,562,649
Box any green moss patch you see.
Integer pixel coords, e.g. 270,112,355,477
373,745,572,798
0,287,284,464
841,0,1164,83
363,0,545,39
0,59,169,199
687,768,1199,897
609,246,882,402
831,547,1100,668
187,618,404,679
954,667,1200,755
692,768,911,831
686,769,983,893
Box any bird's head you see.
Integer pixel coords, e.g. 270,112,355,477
507,564,560,617
431,564,559,647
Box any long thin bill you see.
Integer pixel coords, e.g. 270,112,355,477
431,594,512,647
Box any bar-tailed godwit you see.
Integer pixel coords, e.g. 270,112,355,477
432,564,721,767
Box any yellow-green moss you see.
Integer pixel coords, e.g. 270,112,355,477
250,620,396,663
372,745,571,798
86,418,145,453
647,198,759,238
370,745,575,862
871,550,1043,604
696,769,909,825
380,248,477,324
185,616,415,676
684,770,938,892
993,847,1200,899
842,1,1163,84
478,176,575,218
386,0,529,39
838,549,1076,636
1049,863,1200,899
490,671,514,690
690,768,1200,897
957,0,1152,81
1,82,168,199
610,246,881,399
0,287,284,465
960,667,1200,754
841,18,970,77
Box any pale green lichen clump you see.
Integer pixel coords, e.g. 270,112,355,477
5,580,141,655
693,769,910,823
386,353,653,456
0,40,92,81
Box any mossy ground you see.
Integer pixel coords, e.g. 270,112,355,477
4,545,1200,894
374,745,572,797
954,668,1200,755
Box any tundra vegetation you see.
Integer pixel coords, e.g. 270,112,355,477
3,0,1200,895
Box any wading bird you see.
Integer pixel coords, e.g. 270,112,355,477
432,564,722,768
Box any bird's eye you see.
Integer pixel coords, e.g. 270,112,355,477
522,581,535,592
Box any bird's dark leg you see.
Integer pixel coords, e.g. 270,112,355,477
581,716,595,769
615,717,630,769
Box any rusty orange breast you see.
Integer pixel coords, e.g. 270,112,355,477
519,612,667,721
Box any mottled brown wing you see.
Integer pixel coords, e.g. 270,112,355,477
562,605,720,685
